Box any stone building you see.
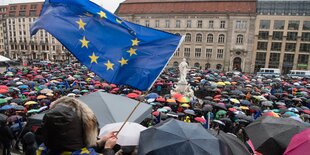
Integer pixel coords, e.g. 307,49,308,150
252,0,310,73
116,0,256,72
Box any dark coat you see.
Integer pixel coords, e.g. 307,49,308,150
0,125,14,145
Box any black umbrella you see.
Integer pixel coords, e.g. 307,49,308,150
138,119,224,155
202,104,213,112
245,116,309,155
0,113,8,122
210,130,251,155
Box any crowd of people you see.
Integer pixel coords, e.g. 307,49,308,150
0,62,309,155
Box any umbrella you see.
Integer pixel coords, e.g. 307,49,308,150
40,88,53,94
138,119,223,155
230,98,240,104
0,113,8,122
245,116,309,155
127,93,138,99
157,108,168,113
145,93,159,99
262,101,273,107
24,101,38,106
7,115,22,122
284,128,310,155
12,105,25,111
184,109,195,115
99,122,147,146
79,92,152,127
177,96,190,103
27,109,40,114
0,105,14,111
181,103,190,108
0,98,8,105
37,95,47,99
210,130,251,155
202,104,213,112
166,98,176,103
194,117,206,123
240,100,251,106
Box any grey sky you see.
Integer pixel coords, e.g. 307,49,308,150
0,0,125,12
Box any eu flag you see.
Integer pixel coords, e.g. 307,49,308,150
30,0,182,91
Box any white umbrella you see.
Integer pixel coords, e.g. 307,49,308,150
0,55,10,62
99,122,147,146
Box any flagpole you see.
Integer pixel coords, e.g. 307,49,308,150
116,92,148,136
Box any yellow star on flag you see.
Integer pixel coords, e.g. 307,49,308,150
118,57,128,66
89,52,99,64
104,60,114,70
80,148,90,154
116,18,122,24
76,18,86,30
80,36,89,48
127,48,137,56
131,38,140,46
97,11,107,18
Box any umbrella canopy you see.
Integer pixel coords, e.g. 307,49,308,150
245,116,309,155
127,93,138,99
138,119,223,155
79,92,152,127
210,130,251,155
145,93,159,99
99,122,147,146
0,98,8,105
24,101,38,106
0,113,8,122
0,105,14,111
284,128,310,155
177,96,190,103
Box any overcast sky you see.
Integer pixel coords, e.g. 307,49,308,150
0,0,125,12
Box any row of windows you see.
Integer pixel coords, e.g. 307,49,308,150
173,61,223,70
259,20,310,30
10,44,58,51
184,33,244,44
8,17,36,23
175,48,224,59
257,42,310,52
138,19,226,29
258,31,310,41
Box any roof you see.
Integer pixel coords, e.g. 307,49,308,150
116,0,256,14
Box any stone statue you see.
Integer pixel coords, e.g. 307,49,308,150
179,58,188,83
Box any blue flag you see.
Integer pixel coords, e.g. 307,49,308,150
30,0,182,91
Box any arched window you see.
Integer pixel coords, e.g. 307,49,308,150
207,34,213,43
236,34,244,44
173,61,179,67
194,62,200,68
205,63,210,70
175,33,181,36
185,33,191,42
196,33,202,42
218,34,225,43
216,64,222,70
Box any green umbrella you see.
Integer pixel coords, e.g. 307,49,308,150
0,99,8,105
27,109,41,114
81,89,89,93
272,109,280,113
284,111,297,117
216,110,227,119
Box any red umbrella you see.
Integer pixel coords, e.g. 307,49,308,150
110,84,117,88
0,89,8,94
303,110,310,115
214,95,221,98
228,108,237,112
0,85,8,90
173,93,182,99
133,90,142,95
152,111,160,117
194,117,206,123
112,88,119,91
284,128,310,155
127,93,138,99
156,97,166,102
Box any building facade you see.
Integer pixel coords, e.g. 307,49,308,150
116,0,256,73
0,2,72,63
252,0,310,73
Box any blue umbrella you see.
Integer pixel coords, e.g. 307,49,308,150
72,89,80,94
0,105,14,111
18,85,29,89
240,100,251,106
38,85,47,89
145,93,159,99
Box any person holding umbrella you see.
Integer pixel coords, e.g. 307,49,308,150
0,120,14,155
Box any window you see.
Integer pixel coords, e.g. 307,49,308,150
260,20,270,29
205,63,211,69
218,34,225,43
288,21,299,30
217,49,224,59
185,33,191,42
303,21,310,30
165,20,170,28
300,44,310,52
208,20,213,28
194,63,200,68
184,48,190,57
271,42,282,51
173,61,179,67
258,31,269,40
236,21,241,29
145,20,149,27
297,55,309,68
285,43,296,52
176,20,180,28
274,20,285,29
19,11,25,16
187,20,191,28
220,21,225,29
174,50,180,57
30,4,37,10
30,10,36,16
301,33,310,41
236,34,243,44
282,54,294,74
206,49,212,58
196,34,202,42
272,31,283,40
195,48,201,57
255,52,266,72
20,5,26,10
197,20,202,28
207,34,213,43
269,53,280,68
287,32,298,41
155,20,159,28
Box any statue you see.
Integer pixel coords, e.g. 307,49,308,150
179,58,188,83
